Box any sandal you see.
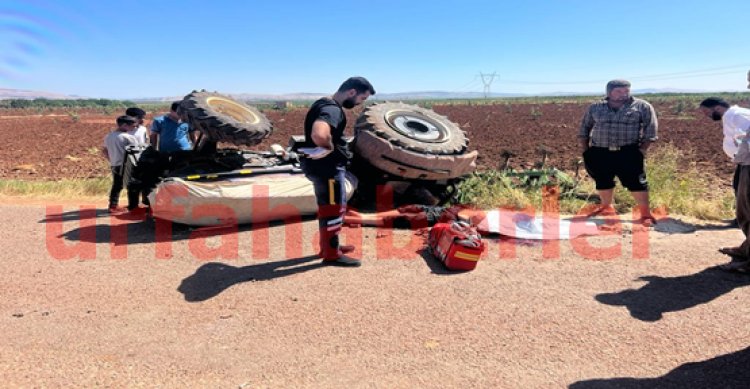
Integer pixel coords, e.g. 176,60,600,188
638,216,657,227
720,260,750,274
587,205,617,218
718,246,746,257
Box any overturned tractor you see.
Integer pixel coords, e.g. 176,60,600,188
127,91,477,226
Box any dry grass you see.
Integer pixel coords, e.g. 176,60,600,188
457,143,735,220
0,177,110,199
0,143,735,220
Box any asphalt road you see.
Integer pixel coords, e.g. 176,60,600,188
1,202,749,388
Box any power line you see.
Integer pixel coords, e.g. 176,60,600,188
456,75,481,92
498,64,750,85
479,71,497,98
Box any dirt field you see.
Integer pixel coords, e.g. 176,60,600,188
0,100,740,182
0,201,749,387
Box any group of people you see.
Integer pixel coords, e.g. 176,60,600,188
305,75,750,270
99,73,750,271
101,102,197,213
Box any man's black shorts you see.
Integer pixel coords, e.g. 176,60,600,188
583,145,648,191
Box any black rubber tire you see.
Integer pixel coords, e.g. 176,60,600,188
354,102,467,155
181,91,272,146
353,102,476,180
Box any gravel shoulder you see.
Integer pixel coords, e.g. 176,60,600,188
1,200,749,388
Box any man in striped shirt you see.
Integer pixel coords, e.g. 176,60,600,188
578,79,658,226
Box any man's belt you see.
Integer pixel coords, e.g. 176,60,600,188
593,144,638,151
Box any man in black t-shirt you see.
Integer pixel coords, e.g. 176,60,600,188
301,77,375,267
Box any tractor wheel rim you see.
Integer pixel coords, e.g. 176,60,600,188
205,97,260,124
385,110,448,143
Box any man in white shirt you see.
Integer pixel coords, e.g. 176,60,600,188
102,116,139,212
125,107,150,146
700,97,750,273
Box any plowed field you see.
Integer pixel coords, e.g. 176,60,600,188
0,101,736,185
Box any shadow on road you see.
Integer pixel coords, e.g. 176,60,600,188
569,345,750,388
178,256,324,302
46,209,313,246
595,266,750,322
48,215,205,247
40,207,112,222
418,249,474,275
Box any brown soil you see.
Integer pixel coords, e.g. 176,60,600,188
0,201,748,387
0,101,737,184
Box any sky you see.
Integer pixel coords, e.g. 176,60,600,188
1,0,749,99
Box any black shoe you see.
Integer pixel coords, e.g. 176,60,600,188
322,255,361,267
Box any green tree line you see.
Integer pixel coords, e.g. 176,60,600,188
0,98,136,109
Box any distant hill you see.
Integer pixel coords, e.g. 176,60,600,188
107,89,742,103
0,88,82,100
2,86,742,103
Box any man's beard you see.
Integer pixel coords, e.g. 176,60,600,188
342,97,356,109
712,111,722,121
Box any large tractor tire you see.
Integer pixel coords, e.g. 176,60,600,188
353,102,477,180
181,90,272,146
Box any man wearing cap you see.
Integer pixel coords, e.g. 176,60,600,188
578,79,658,226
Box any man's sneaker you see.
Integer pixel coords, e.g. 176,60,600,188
322,255,361,267
318,244,355,257
127,206,148,214
108,206,126,214
118,206,150,220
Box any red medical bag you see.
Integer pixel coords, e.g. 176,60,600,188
428,221,484,271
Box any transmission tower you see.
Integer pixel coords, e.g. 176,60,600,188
479,72,497,98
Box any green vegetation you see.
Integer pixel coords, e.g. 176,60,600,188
611,143,734,220
0,144,734,220
455,143,734,220
0,98,136,109
7,91,747,114
0,99,177,117
396,91,750,108
530,106,543,120
456,166,592,213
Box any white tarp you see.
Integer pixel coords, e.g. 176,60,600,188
149,173,356,226
474,210,599,240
